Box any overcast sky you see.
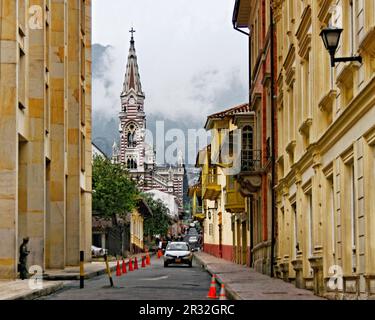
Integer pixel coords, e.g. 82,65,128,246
92,0,248,124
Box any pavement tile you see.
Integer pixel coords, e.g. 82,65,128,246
0,280,63,300
195,252,324,300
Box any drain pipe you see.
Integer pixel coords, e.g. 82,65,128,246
269,4,277,278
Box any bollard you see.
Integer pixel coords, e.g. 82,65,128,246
104,254,114,287
80,251,85,289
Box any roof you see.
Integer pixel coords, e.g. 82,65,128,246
232,0,251,29
204,103,249,129
137,198,153,217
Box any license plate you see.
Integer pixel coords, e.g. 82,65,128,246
175,259,181,263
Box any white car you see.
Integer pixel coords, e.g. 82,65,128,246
91,245,108,257
164,242,193,268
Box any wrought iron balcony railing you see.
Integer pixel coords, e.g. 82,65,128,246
241,149,262,172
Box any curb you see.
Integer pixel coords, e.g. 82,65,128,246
44,253,156,281
194,254,243,301
12,282,64,300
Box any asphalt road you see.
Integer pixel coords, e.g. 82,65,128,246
40,256,212,300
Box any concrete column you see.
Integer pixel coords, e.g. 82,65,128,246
82,0,92,262
0,0,18,279
66,0,81,266
46,0,67,269
24,0,47,270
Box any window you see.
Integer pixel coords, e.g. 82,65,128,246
349,163,357,273
127,127,137,148
81,86,86,125
127,158,137,170
292,203,298,258
18,47,26,110
227,175,235,191
81,39,85,80
306,191,313,256
80,0,86,35
242,126,255,171
81,133,86,172
328,177,336,255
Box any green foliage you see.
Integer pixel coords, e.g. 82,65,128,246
92,156,139,220
142,193,172,237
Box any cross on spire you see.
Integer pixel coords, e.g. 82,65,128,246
129,27,136,40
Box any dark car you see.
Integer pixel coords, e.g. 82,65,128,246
184,229,201,251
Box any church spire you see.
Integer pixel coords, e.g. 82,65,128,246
122,28,144,97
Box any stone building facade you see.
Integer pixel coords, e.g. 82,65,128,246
112,33,185,214
273,0,375,299
233,0,278,275
0,0,92,279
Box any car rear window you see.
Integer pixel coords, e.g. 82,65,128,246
167,243,189,251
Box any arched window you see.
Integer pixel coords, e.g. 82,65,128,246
242,126,254,171
127,132,132,147
127,125,137,148
127,159,131,169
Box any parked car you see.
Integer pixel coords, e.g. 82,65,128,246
91,245,108,257
164,242,193,268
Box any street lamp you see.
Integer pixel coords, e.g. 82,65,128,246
320,27,362,67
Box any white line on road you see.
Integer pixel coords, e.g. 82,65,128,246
140,276,169,281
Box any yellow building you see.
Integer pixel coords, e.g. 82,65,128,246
130,198,152,254
188,182,205,222
195,104,251,264
273,0,375,298
0,0,92,279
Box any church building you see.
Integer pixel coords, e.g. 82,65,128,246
112,30,185,215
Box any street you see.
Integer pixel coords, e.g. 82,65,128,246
40,256,212,300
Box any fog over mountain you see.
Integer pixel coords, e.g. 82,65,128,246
92,43,247,163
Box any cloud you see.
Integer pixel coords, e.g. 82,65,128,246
91,0,249,161
92,0,248,122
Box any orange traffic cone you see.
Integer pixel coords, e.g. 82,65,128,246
128,258,134,272
207,275,218,299
146,251,151,265
122,259,127,274
157,249,162,259
219,284,227,300
141,256,146,268
116,260,121,277
134,257,139,270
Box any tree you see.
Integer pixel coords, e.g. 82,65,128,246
142,193,171,237
92,156,138,224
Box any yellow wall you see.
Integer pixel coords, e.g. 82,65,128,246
0,0,92,279
275,0,375,298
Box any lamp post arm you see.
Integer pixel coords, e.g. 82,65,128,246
332,55,363,66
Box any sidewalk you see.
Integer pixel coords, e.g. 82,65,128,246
1,252,152,300
194,252,324,300
0,280,63,300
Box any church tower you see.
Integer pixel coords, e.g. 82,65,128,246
119,29,146,184
117,30,185,214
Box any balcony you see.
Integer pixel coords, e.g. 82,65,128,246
202,172,221,201
236,150,263,196
225,190,245,213
193,206,205,220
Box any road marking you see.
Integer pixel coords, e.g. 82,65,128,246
140,275,169,281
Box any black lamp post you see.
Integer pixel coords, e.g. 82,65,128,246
320,27,362,67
